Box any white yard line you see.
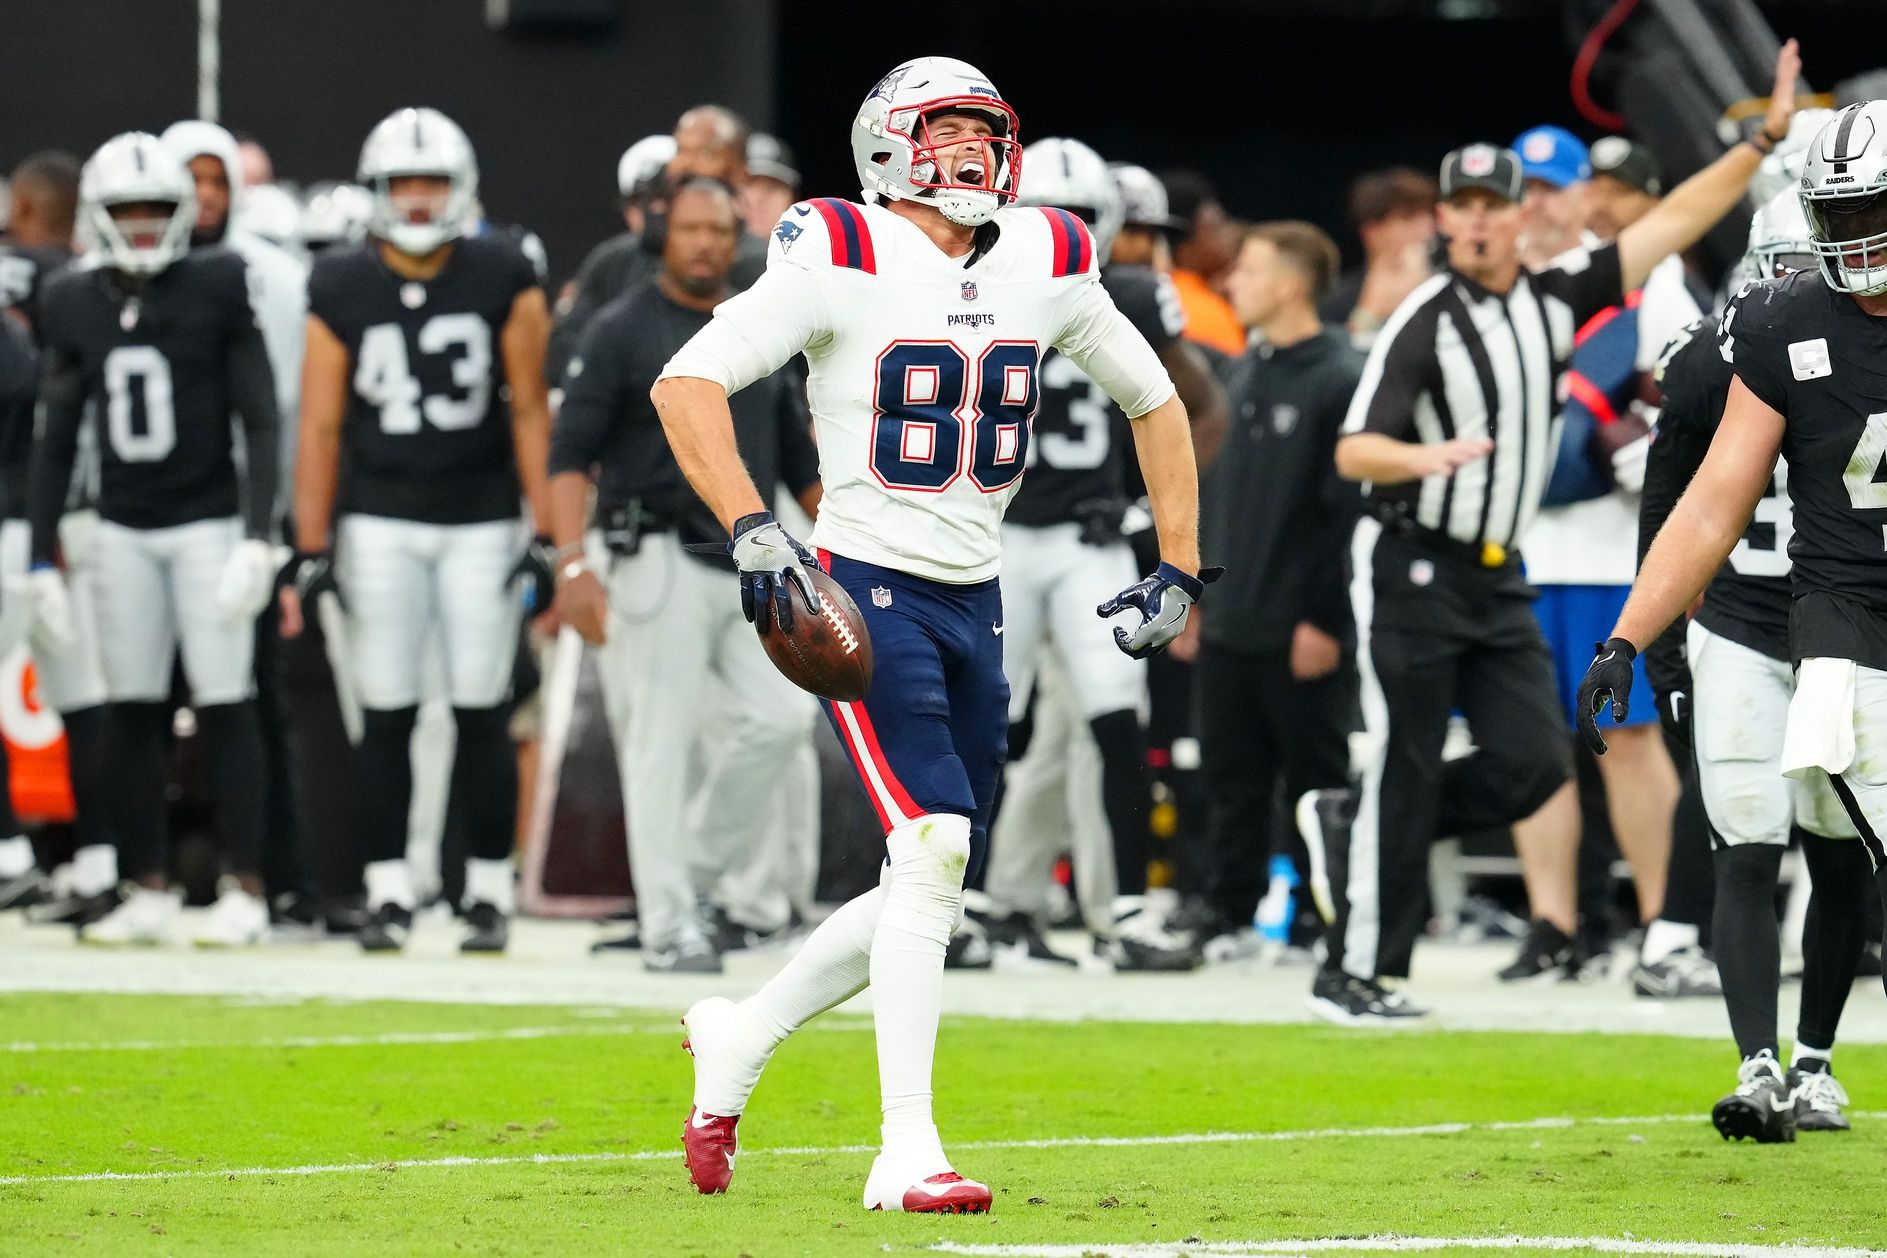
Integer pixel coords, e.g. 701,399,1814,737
930,1238,1886,1257
11,1109,1876,1189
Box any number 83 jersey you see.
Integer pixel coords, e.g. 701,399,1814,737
660,199,1177,583
309,234,539,524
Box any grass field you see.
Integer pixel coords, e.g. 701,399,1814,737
2,992,1884,1256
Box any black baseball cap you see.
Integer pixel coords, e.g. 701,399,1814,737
1439,144,1523,203
1589,136,1662,197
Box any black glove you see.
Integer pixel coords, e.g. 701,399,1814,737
1575,636,1638,756
290,550,344,611
729,511,819,633
508,534,556,616
1097,563,1223,659
1655,689,1691,757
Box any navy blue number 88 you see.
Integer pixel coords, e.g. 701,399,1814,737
869,340,1038,493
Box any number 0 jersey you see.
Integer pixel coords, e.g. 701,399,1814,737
659,198,1176,583
309,235,538,525
1725,271,1887,669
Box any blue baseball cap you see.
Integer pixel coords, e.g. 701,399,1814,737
1512,126,1591,188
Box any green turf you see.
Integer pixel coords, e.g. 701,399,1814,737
1,993,1883,1255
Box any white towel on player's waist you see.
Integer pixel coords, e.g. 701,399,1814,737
1782,656,1856,780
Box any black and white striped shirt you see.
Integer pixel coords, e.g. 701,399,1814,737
1341,245,1623,552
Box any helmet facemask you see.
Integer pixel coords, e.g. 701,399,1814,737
890,100,1020,226
1804,190,1887,297
367,170,471,256
81,195,195,277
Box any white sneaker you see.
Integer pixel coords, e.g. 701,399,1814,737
862,1152,991,1214
196,885,270,947
80,887,180,945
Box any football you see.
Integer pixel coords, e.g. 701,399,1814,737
758,567,874,702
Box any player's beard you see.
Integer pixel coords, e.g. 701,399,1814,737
672,269,725,300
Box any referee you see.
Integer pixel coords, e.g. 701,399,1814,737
1304,47,1800,1027
547,177,821,974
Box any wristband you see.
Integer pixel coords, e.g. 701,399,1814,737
558,558,589,583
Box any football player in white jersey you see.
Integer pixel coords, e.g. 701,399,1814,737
649,56,1214,1212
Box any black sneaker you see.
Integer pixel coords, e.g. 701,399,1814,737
1096,898,1203,972
1498,919,1577,982
269,892,325,940
944,909,993,970
1631,947,1721,999
987,911,1077,969
461,902,509,953
590,926,641,953
1305,969,1429,1027
358,903,414,953
1788,1061,1852,1133
1712,1052,1797,1143
0,867,49,911
644,930,721,974
700,906,795,954
322,896,369,937
28,884,119,927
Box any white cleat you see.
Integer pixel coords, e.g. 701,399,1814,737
195,885,270,947
79,887,180,946
862,1153,993,1214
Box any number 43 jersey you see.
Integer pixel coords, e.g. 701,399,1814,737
1725,270,1887,669
309,234,539,525
660,199,1176,583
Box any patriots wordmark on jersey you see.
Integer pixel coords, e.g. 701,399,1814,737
308,233,539,525
1723,270,1887,669
660,198,1176,583
1006,263,1185,528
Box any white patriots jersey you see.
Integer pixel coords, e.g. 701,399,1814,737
659,198,1175,583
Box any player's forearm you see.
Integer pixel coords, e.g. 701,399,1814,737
651,376,768,532
1619,143,1761,291
1129,394,1202,574
511,407,553,535
1336,432,1424,484
547,471,591,553
1613,491,1746,650
292,429,341,552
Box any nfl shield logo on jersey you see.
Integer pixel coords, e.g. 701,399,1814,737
960,281,978,303
872,586,893,609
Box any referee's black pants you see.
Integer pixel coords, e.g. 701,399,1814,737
1322,518,1570,980
1194,640,1355,927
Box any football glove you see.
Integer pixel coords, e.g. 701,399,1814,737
27,566,72,651
1576,636,1638,755
508,534,557,616
1097,562,1222,660
730,510,819,634
216,538,277,624
289,550,344,611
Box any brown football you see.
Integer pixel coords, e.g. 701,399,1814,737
758,567,874,703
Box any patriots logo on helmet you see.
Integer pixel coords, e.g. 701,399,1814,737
869,66,911,102
960,281,978,302
774,220,803,250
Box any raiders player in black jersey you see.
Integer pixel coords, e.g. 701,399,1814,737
28,134,281,947
290,108,553,954
0,151,81,335
1585,103,1887,1137
1639,189,1870,1141
978,138,1227,971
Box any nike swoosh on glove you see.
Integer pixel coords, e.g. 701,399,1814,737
1096,563,1223,660
1576,636,1638,755
729,511,819,634
27,567,73,651
507,534,556,616
290,550,345,612
216,539,278,623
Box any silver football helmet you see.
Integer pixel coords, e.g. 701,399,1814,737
1019,138,1123,261
851,55,1019,226
1746,186,1818,280
1799,101,1887,296
76,132,196,276
357,107,478,256
617,134,676,202
300,182,373,251
1109,163,1184,232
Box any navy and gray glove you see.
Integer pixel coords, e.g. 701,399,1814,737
730,511,819,634
290,550,344,611
1576,636,1637,755
507,534,557,616
1097,562,1222,660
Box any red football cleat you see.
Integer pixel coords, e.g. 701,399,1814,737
863,1158,992,1214
681,1105,740,1194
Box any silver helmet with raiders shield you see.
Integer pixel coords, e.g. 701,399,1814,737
1799,101,1887,296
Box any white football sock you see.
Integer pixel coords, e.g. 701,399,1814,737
1640,918,1699,967
744,885,885,1050
73,844,118,897
0,835,33,878
871,813,971,1166
364,859,416,911
1793,1041,1833,1068
463,858,516,914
